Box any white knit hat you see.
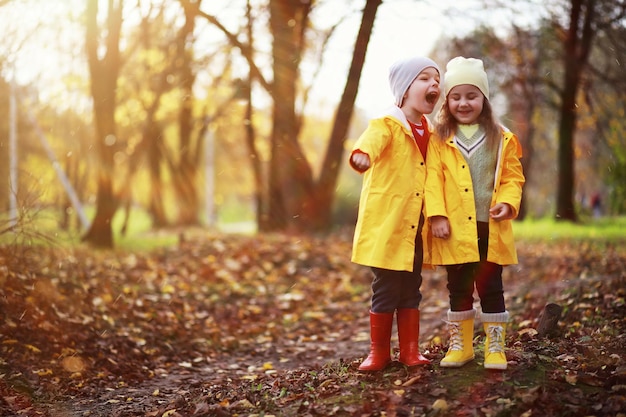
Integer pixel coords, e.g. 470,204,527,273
443,56,489,99
389,56,440,106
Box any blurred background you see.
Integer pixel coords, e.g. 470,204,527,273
1,0,624,248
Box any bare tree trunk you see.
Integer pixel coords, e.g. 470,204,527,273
83,0,123,248
1,78,12,214
243,0,265,230
265,0,314,232
312,0,381,231
172,0,202,226
556,0,595,222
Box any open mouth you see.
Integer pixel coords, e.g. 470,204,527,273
426,92,439,104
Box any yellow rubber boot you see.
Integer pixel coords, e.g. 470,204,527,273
482,311,509,370
440,309,476,368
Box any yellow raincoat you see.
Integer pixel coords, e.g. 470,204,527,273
350,107,430,272
424,129,525,266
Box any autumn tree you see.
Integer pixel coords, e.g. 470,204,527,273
432,26,542,220
168,0,204,226
591,24,626,214
436,0,626,220
314,0,381,230
115,0,212,230
0,3,9,213
83,0,124,248
115,3,173,231
554,0,595,221
109,0,257,232
197,0,381,232
0,67,10,214
552,0,625,221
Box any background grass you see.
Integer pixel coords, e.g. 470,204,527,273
2,205,625,252
513,216,626,241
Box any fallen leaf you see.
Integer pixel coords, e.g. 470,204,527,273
402,376,421,386
432,398,448,411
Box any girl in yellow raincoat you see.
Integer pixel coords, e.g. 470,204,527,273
350,56,441,371
425,57,525,370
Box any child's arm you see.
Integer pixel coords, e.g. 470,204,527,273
425,139,452,239
349,118,391,173
495,134,525,219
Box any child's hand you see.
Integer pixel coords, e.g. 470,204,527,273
489,203,512,221
430,216,450,239
351,152,371,171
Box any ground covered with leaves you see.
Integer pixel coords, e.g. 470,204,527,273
1,230,625,416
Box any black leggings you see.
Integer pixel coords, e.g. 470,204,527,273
445,221,505,313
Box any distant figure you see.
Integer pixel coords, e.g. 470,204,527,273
591,192,602,218
425,57,525,371
349,56,441,371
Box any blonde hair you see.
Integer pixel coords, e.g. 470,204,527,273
435,97,502,148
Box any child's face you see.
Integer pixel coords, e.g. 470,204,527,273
402,67,440,115
447,84,484,125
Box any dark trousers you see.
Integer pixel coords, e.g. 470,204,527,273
370,215,424,313
446,221,505,313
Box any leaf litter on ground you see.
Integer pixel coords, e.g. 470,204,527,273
0,231,625,416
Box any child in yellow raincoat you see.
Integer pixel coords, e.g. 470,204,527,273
350,56,441,371
425,57,525,370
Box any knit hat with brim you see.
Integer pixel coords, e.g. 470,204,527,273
389,56,440,106
443,56,489,99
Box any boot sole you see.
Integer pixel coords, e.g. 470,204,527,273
358,360,391,371
439,356,475,368
399,359,431,366
484,363,507,370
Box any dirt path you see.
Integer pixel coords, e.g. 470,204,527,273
1,236,625,416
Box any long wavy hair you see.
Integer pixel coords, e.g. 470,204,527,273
435,96,502,148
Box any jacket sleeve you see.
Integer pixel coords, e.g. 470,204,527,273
496,133,525,218
424,137,448,219
349,119,391,172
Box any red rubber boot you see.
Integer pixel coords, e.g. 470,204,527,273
358,311,393,371
397,308,430,366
